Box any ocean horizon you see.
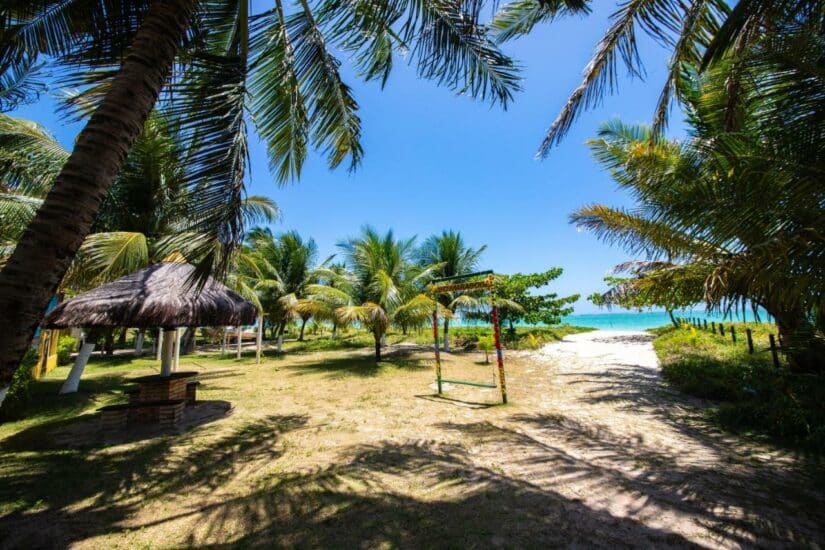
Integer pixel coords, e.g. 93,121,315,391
560,310,770,331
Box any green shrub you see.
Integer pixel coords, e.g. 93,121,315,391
57,336,77,365
477,336,494,363
0,349,38,420
654,325,825,451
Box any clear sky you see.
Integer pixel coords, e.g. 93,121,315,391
12,5,685,314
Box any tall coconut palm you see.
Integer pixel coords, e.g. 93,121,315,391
417,230,486,351
335,226,439,361
0,0,520,387
572,56,825,372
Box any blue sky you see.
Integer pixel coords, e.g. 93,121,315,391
13,6,684,314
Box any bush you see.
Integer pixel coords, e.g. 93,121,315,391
477,336,494,363
0,349,38,421
654,325,825,451
57,336,77,366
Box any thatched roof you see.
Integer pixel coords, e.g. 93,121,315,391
43,262,257,329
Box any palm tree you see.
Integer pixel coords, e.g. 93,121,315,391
297,263,357,340
417,230,486,351
244,228,320,346
572,59,825,372
335,226,438,361
0,112,278,391
1,113,279,284
0,0,520,387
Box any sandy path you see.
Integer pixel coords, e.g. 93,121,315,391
493,330,825,548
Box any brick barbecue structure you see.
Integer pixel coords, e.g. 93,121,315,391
100,371,198,431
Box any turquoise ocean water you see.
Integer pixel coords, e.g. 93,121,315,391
560,310,770,331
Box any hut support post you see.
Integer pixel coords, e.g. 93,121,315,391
256,315,263,364
135,330,144,355
160,328,175,376
236,326,242,359
174,328,182,371
221,328,227,354
156,329,164,361
60,341,96,394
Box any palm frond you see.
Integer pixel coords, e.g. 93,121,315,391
288,0,363,170
492,0,591,42
0,113,68,195
249,5,309,182
67,231,150,289
0,191,42,242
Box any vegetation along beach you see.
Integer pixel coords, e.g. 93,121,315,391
0,1,823,548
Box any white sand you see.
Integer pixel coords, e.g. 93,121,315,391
534,329,660,370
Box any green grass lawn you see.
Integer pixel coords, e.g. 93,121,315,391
0,328,601,548
651,323,825,452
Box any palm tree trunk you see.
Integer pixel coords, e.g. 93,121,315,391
773,312,825,373
667,309,678,328
181,327,196,354
103,330,115,356
374,332,382,362
0,0,197,389
298,317,308,341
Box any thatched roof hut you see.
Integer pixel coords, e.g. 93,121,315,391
43,262,257,329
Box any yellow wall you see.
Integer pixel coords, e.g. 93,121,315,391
33,329,61,379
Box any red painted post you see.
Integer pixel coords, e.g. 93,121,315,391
490,292,508,404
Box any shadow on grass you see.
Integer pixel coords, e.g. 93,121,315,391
0,414,308,549
136,440,699,548
2,401,234,452
287,349,431,379
414,394,497,409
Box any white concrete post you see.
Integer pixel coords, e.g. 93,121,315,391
135,330,144,355
60,342,96,394
174,327,182,371
256,315,263,364
156,329,164,361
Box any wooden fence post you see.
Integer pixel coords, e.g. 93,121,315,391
746,328,754,354
720,324,725,337
711,321,716,334
769,334,781,368
703,319,707,330
730,325,736,343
